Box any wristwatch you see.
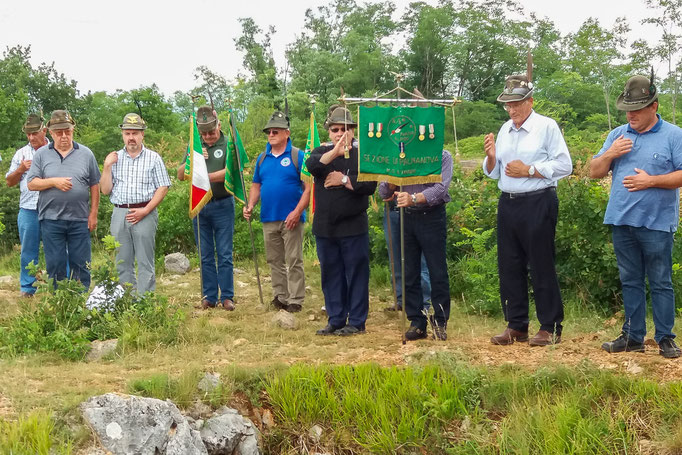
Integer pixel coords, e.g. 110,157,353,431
411,193,418,205
341,175,349,185
528,165,535,177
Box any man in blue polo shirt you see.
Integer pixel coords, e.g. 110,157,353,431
27,110,100,289
591,73,682,359
243,111,311,312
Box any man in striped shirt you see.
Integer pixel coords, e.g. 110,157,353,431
100,113,171,294
6,113,48,297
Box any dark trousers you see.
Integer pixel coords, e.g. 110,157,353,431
403,205,450,329
497,190,563,334
42,219,91,289
315,233,370,329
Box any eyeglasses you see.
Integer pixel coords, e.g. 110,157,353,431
504,101,528,112
330,126,348,133
265,130,280,136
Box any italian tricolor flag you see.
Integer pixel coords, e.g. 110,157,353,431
186,112,212,218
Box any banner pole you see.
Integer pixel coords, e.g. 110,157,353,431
188,107,207,308
226,101,265,308
393,74,408,345
384,202,399,310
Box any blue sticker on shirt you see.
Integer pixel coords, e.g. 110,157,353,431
280,157,291,167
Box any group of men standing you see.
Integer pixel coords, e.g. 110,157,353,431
6,69,682,357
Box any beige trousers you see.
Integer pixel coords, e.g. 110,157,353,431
262,221,305,305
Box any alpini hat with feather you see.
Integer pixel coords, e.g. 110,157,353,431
616,69,658,112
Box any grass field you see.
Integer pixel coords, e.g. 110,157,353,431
1,252,681,454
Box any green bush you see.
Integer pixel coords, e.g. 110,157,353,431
0,236,184,360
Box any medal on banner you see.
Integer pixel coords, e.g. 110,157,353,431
368,122,374,138
376,123,383,138
419,124,425,141
428,124,435,140
399,142,406,159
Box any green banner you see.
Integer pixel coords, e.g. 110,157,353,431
357,105,444,185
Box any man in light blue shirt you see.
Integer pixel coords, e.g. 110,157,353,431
483,74,572,347
591,73,682,359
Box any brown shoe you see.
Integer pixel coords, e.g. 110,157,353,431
200,299,215,309
490,327,529,345
221,299,235,311
529,330,561,346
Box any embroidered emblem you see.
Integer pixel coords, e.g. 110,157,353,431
214,149,224,159
281,157,291,167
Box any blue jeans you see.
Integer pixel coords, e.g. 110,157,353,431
316,233,370,329
612,225,676,343
41,219,91,289
17,208,40,294
193,197,234,304
384,206,432,310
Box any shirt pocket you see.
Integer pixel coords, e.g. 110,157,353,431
647,151,672,174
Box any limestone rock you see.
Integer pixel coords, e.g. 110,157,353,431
86,283,125,311
165,253,191,275
270,310,298,330
198,372,221,393
85,339,119,362
308,424,323,443
200,407,261,455
81,393,207,455
0,275,13,284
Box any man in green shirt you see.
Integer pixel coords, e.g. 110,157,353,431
177,106,235,310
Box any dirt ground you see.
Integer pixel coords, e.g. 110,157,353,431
0,265,681,421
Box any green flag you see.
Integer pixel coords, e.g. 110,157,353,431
357,105,444,185
302,109,320,183
224,113,249,204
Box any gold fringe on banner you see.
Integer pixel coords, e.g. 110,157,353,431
356,173,443,185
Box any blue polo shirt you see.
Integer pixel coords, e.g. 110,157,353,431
253,139,306,223
595,114,682,232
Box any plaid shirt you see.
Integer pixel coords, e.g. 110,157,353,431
109,146,171,205
6,142,44,210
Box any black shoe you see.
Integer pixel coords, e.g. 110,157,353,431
405,325,427,341
384,303,402,312
601,332,645,353
335,326,365,336
286,303,302,313
271,296,288,310
432,324,447,341
316,324,343,336
659,337,681,359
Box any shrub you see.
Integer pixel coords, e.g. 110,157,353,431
0,236,184,360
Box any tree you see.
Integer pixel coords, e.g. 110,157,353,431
235,17,279,100
643,0,682,122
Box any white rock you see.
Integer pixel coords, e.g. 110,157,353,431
165,253,191,275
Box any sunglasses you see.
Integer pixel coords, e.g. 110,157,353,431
330,127,349,133
265,130,280,136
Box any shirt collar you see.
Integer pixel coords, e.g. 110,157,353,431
201,131,225,148
123,145,147,159
626,113,663,134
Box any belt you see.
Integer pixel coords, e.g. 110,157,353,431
114,201,150,208
208,195,232,203
404,203,445,215
501,187,555,200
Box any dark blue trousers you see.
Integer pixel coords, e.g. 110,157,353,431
315,233,370,329
42,219,91,289
403,205,450,329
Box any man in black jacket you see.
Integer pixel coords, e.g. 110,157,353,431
306,106,377,336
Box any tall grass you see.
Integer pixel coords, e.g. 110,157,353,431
0,411,71,455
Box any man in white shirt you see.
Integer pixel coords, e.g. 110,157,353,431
483,74,572,346
6,114,48,297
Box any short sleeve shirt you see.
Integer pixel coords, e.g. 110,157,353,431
109,146,171,205
253,140,306,223
6,143,43,210
27,142,101,221
594,115,682,232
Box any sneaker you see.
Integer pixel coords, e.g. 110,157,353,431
286,303,302,313
271,296,288,310
601,332,645,353
659,337,681,359
432,324,447,341
335,326,365,336
405,325,427,341
316,324,343,336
